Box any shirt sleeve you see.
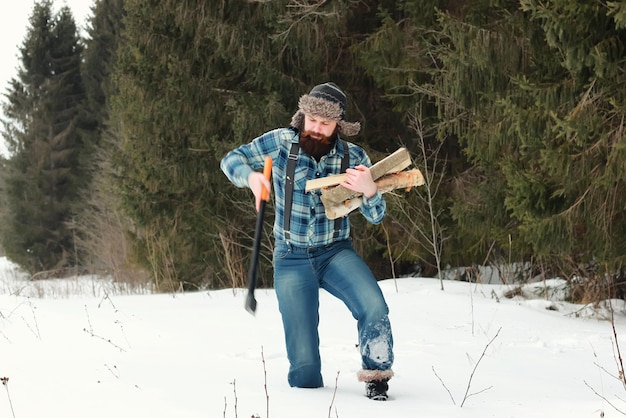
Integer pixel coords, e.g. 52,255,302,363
359,190,386,224
220,129,283,188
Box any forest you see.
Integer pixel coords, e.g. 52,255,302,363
1,0,626,302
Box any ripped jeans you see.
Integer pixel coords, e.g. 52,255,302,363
273,239,394,388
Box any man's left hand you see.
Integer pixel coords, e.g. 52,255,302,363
339,165,377,198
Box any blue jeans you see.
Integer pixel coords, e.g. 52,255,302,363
273,239,394,388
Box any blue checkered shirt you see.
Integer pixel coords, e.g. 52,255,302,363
220,128,386,248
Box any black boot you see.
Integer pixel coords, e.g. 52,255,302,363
365,378,389,401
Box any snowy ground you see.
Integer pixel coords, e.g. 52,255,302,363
0,256,625,417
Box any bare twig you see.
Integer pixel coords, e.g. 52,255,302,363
231,379,238,418
414,116,446,291
261,346,270,418
460,327,501,407
219,230,246,292
609,301,626,390
97,292,117,310
83,305,126,352
1,377,16,418
432,366,456,405
584,380,626,416
585,298,626,416
21,300,41,340
82,326,127,352
328,371,340,418
388,109,446,289
273,0,336,41
592,354,621,382
381,222,398,292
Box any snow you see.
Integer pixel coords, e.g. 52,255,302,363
1,256,625,417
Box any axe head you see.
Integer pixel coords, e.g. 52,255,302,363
245,291,257,315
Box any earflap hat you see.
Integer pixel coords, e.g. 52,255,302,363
290,82,361,136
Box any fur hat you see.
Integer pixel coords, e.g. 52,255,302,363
290,82,361,136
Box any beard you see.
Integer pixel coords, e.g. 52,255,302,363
299,130,337,161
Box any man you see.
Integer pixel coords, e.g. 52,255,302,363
220,82,394,401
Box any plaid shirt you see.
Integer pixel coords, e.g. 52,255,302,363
220,128,386,248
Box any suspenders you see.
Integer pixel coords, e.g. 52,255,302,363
283,139,349,243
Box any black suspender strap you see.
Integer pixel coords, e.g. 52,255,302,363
333,141,349,239
283,140,350,243
283,142,300,242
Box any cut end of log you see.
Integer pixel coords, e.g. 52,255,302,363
321,169,425,219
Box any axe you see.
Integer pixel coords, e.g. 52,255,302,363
245,156,272,314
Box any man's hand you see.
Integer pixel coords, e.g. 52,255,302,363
339,165,378,198
248,171,272,211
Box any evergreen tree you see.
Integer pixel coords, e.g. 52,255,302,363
82,0,126,133
356,0,626,278
0,1,89,274
505,0,626,269
71,0,132,277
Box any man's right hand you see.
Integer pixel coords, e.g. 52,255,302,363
248,171,272,211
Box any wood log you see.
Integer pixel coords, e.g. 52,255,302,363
322,169,425,219
372,168,425,192
305,147,412,193
305,173,348,192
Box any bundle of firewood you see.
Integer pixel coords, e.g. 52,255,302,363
305,147,424,219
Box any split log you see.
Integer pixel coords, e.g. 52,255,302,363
322,169,425,219
305,147,412,193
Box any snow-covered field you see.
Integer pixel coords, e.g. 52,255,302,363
0,256,625,417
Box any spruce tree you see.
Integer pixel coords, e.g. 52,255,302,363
356,0,626,278
82,0,126,132
0,1,89,274
506,0,626,269
70,0,134,279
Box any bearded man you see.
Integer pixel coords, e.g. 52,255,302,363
221,82,395,400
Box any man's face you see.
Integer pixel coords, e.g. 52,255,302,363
303,114,338,139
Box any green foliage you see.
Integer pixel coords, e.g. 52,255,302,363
82,0,126,129
0,1,89,273
352,0,626,278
